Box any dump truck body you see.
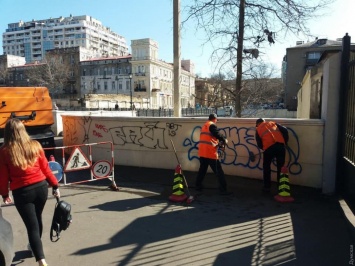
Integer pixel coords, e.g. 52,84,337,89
0,87,55,149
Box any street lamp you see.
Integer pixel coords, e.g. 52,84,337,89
115,76,119,95
129,74,133,112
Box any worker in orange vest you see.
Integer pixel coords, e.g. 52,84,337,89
195,113,231,195
255,118,289,192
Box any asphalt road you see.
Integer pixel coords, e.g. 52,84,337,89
0,163,353,266
1,137,354,265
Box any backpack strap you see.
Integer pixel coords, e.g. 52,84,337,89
50,197,61,242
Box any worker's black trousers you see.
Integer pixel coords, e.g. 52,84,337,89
195,157,227,192
263,143,286,189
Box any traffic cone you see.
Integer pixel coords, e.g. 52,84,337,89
169,164,188,202
274,166,294,203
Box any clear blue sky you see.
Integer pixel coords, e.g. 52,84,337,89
0,0,354,78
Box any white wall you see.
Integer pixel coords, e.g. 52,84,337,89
52,110,135,136
60,115,325,190
297,71,312,118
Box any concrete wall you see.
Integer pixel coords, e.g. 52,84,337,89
60,115,325,189
52,110,135,136
297,71,311,118
320,54,341,194
295,52,341,194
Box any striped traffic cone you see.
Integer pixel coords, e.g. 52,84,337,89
274,166,294,203
169,164,188,202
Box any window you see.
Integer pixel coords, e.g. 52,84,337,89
112,81,115,91
119,80,123,90
104,81,108,90
316,39,327,45
307,52,321,60
97,82,101,90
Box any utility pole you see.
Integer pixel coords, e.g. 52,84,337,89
235,0,245,117
173,0,181,117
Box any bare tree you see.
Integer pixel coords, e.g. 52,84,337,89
240,61,283,108
26,54,71,93
183,0,331,117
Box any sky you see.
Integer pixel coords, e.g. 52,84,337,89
0,0,354,78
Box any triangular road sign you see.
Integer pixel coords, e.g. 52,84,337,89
65,147,91,172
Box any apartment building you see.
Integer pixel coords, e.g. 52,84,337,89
2,15,129,63
283,38,355,111
0,54,26,85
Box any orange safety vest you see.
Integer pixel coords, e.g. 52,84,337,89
257,121,285,150
198,121,219,159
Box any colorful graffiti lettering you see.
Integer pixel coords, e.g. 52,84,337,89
183,126,302,175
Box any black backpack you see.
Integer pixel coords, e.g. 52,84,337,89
50,198,72,242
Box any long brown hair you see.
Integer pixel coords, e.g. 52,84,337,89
3,119,42,170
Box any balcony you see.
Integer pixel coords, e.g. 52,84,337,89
134,86,147,92
305,58,319,66
135,72,146,76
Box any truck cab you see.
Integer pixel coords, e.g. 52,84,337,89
0,87,55,151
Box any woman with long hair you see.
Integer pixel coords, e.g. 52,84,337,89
0,119,60,266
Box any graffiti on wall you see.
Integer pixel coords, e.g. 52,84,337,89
63,116,92,144
64,118,182,150
63,117,302,175
183,125,302,175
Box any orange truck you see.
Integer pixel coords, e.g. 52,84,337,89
0,87,55,150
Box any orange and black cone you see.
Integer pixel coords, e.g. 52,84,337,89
169,164,188,202
274,166,294,203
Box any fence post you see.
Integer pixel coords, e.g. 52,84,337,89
336,33,351,193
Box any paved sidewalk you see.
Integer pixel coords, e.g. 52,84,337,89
2,165,354,266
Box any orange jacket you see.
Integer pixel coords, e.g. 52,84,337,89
256,121,285,150
198,121,219,159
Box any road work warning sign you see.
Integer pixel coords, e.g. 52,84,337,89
65,147,91,172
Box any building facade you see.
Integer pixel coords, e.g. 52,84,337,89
2,15,129,63
80,55,132,97
282,38,352,111
0,54,26,86
130,38,195,109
